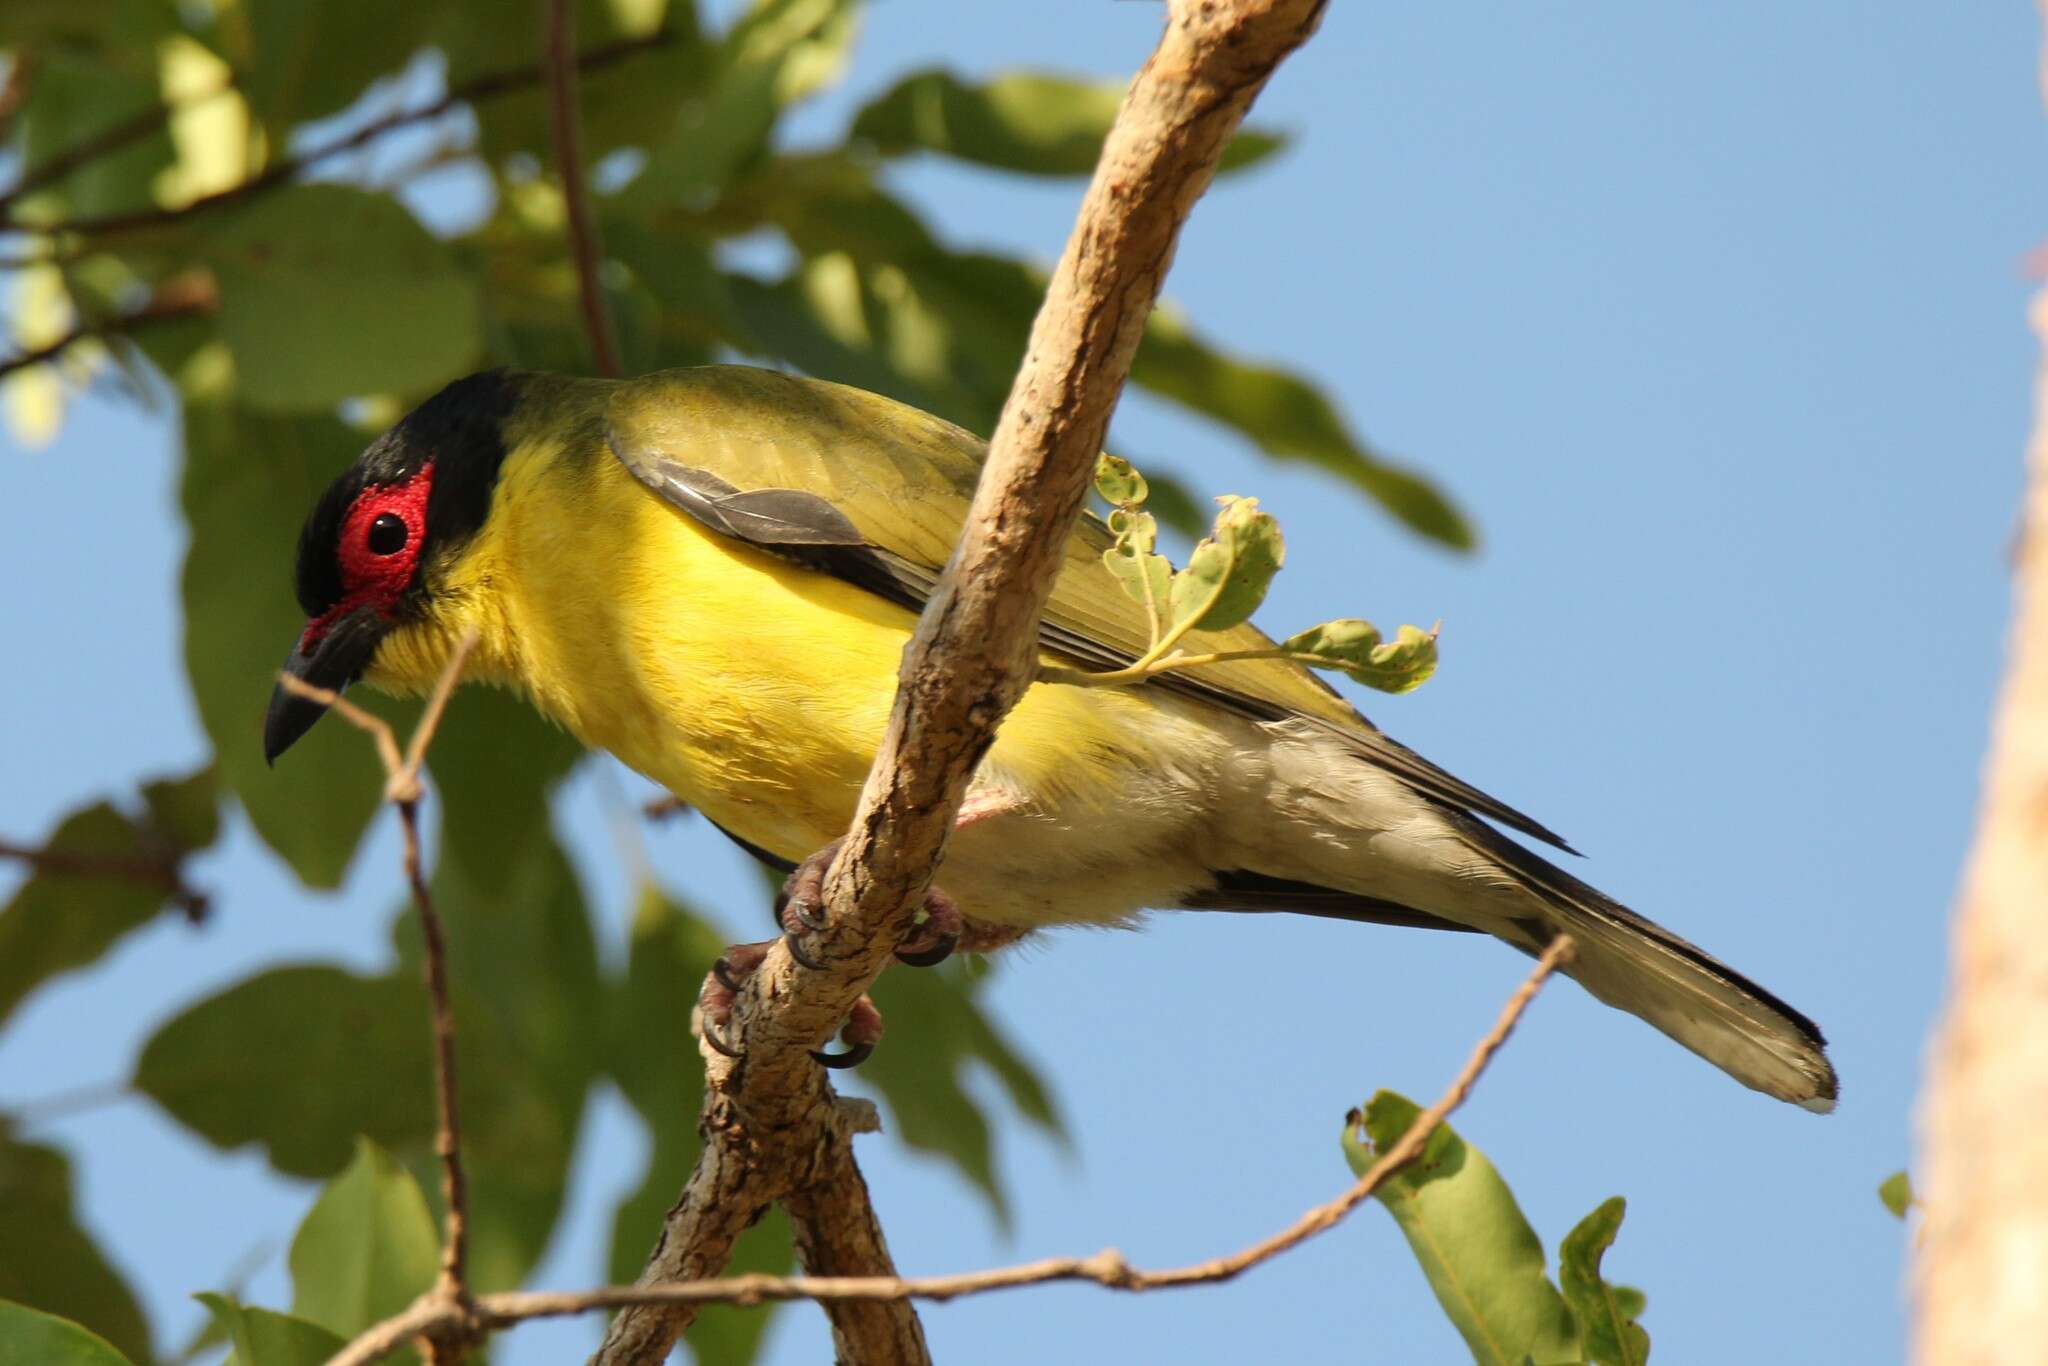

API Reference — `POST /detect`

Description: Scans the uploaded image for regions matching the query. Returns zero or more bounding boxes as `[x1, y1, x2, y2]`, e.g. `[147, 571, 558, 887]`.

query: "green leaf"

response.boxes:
[1167, 496, 1284, 633]
[605, 887, 788, 1364]
[134, 966, 437, 1178]
[12, 49, 176, 223]
[239, 0, 437, 132]
[0, 1300, 134, 1366]
[288, 1139, 438, 1343]
[1094, 453, 1149, 507]
[1559, 1197, 1650, 1366]
[859, 958, 1064, 1225]
[180, 400, 415, 888]
[1133, 308, 1473, 550]
[1344, 1092, 1577, 1366]
[197, 186, 483, 411]
[197, 1295, 345, 1366]
[0, 772, 217, 1031]
[1879, 1170, 1914, 1220]
[850, 68, 1286, 178]
[626, 0, 857, 204]
[1283, 619, 1439, 693]
[1133, 468, 1206, 540]
[0, 1136, 151, 1364]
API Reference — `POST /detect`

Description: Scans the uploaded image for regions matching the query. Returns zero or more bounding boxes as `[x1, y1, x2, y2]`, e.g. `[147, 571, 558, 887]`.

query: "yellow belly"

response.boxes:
[387, 440, 1202, 872]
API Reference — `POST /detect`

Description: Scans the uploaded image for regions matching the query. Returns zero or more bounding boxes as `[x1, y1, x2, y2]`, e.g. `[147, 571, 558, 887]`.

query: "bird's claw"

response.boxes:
[894, 886, 965, 968]
[774, 840, 840, 935]
[810, 995, 884, 1069]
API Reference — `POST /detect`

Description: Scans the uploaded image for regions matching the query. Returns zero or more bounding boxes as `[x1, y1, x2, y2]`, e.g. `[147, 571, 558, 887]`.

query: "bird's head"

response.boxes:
[264, 369, 526, 763]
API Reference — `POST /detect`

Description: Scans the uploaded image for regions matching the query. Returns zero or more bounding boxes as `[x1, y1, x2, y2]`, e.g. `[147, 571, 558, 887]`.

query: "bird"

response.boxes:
[264, 364, 1837, 1111]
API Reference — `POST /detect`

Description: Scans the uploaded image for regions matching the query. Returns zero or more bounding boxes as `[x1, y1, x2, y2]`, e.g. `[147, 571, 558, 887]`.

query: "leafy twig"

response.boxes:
[0, 837, 208, 923]
[326, 936, 1570, 1366]
[543, 0, 623, 379]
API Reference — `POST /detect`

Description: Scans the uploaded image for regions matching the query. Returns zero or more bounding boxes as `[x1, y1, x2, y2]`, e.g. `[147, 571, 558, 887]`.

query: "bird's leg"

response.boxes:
[696, 938, 885, 1067]
[774, 833, 991, 970]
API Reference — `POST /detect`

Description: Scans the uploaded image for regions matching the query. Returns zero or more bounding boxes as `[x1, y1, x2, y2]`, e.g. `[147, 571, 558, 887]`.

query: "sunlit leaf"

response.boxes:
[0, 1135, 151, 1364]
[851, 68, 1285, 178]
[1282, 619, 1439, 694]
[197, 186, 483, 411]
[1344, 1092, 1577, 1366]
[1879, 1170, 1914, 1220]
[1094, 453, 1148, 507]
[0, 1299, 134, 1366]
[1559, 1197, 1649, 1366]
[1167, 495, 1283, 633]
[288, 1139, 438, 1345]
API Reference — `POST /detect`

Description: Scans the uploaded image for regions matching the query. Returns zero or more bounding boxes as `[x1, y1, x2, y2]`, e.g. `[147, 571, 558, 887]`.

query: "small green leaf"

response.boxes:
[1283, 619, 1439, 694]
[1168, 496, 1284, 633]
[196, 1295, 345, 1366]
[1094, 453, 1149, 507]
[198, 185, 483, 411]
[850, 68, 1285, 178]
[1879, 1170, 1915, 1220]
[1559, 1197, 1650, 1366]
[0, 1137, 151, 1364]
[139, 767, 219, 852]
[288, 1139, 438, 1343]
[1343, 1092, 1577, 1366]
[0, 1300, 134, 1366]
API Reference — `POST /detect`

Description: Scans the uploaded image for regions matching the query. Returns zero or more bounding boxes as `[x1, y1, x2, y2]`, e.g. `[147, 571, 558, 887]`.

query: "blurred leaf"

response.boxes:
[196, 1295, 345, 1366]
[287, 1139, 438, 1346]
[134, 966, 436, 1178]
[0, 769, 216, 1031]
[859, 959, 1064, 1225]
[1133, 467, 1205, 540]
[1282, 619, 1439, 693]
[239, 0, 436, 133]
[180, 400, 415, 887]
[197, 185, 483, 411]
[0, 1299, 134, 1366]
[605, 887, 788, 1363]
[1879, 1170, 1914, 1220]
[603, 216, 744, 349]
[12, 48, 176, 222]
[1558, 1197, 1649, 1366]
[1134, 308, 1473, 549]
[1344, 1092, 1577, 1366]
[851, 68, 1285, 178]
[0, 1134, 151, 1363]
[625, 0, 856, 205]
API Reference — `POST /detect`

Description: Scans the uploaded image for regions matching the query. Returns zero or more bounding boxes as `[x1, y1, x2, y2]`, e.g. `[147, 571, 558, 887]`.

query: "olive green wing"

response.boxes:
[605, 365, 1571, 851]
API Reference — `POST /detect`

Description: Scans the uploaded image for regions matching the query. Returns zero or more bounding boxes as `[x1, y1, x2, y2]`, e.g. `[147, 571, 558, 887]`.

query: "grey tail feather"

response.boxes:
[1450, 813, 1838, 1111]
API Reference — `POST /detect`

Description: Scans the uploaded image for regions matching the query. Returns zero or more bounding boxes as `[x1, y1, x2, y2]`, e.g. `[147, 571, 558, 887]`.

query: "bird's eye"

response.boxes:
[366, 513, 409, 556]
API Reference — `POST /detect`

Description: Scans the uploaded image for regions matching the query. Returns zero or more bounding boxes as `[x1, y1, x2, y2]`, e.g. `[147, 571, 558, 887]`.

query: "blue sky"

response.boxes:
[3, 3, 2039, 1361]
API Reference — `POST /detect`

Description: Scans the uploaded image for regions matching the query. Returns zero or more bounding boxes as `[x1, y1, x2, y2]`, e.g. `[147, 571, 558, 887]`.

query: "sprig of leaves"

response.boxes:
[1041, 455, 1440, 693]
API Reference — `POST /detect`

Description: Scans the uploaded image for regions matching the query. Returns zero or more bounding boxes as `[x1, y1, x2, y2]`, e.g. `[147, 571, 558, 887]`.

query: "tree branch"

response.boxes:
[325, 936, 1568, 1366]
[13, 31, 670, 240]
[0, 271, 217, 381]
[1916, 14, 2048, 1350]
[542, 0, 623, 379]
[593, 3, 1329, 1363]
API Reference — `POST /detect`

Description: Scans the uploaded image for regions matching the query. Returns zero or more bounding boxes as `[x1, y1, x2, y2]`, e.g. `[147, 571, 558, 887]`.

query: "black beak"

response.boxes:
[263, 608, 390, 764]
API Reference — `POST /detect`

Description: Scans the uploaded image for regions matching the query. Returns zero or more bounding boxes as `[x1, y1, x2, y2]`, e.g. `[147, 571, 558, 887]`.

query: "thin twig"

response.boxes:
[542, 0, 622, 378]
[326, 938, 1569, 1366]
[21, 31, 670, 241]
[0, 86, 218, 218]
[280, 629, 483, 1342]
[0, 837, 208, 922]
[0, 271, 219, 381]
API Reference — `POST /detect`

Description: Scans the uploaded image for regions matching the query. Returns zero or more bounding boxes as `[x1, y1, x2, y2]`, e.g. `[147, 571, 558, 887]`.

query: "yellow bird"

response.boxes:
[265, 366, 1837, 1110]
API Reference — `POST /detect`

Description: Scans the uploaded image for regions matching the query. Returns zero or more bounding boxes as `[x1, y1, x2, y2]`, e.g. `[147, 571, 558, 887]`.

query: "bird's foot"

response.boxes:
[773, 838, 975, 969]
[697, 938, 885, 1068]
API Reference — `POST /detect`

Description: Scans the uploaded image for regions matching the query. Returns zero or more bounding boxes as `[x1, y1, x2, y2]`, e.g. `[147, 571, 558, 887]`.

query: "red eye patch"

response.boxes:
[299, 462, 435, 653]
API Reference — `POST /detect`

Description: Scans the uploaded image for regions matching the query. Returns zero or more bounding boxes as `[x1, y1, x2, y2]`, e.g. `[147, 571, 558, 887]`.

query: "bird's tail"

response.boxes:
[1453, 815, 1838, 1111]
